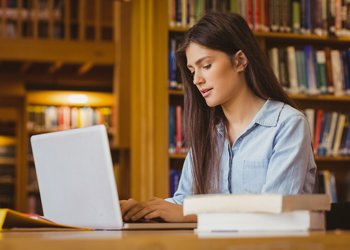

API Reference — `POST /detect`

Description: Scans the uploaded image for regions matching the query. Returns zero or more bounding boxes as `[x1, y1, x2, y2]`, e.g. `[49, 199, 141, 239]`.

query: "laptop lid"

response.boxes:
[31, 125, 123, 229]
[31, 125, 197, 230]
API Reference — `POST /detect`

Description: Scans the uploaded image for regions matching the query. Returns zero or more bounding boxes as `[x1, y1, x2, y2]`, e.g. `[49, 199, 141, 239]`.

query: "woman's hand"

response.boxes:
[120, 197, 197, 223]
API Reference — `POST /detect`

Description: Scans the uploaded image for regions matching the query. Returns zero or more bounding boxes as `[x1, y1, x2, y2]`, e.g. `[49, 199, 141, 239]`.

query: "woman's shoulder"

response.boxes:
[257, 99, 306, 127]
[272, 100, 307, 125]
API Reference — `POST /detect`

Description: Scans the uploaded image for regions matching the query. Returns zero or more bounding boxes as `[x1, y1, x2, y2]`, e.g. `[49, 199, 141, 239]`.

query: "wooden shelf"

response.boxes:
[254, 32, 329, 40]
[169, 153, 187, 160]
[168, 28, 350, 44]
[315, 156, 350, 162]
[168, 26, 189, 32]
[0, 179, 15, 185]
[0, 157, 16, 165]
[290, 94, 350, 102]
[168, 90, 350, 102]
[27, 90, 114, 107]
[0, 39, 115, 64]
[27, 186, 40, 195]
[255, 32, 350, 44]
[169, 89, 184, 96]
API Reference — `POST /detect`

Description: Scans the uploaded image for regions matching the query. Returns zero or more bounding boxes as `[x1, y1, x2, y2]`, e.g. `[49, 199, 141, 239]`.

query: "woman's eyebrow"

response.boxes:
[187, 56, 213, 69]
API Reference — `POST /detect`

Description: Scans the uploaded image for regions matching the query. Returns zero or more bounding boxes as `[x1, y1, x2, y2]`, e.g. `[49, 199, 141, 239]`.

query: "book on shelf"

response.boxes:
[168, 34, 184, 90]
[196, 210, 325, 232]
[0, 208, 88, 231]
[309, 109, 350, 157]
[0, 143, 16, 209]
[268, 46, 350, 96]
[167, 0, 350, 36]
[318, 170, 337, 203]
[169, 104, 185, 154]
[169, 105, 176, 153]
[169, 169, 181, 197]
[183, 194, 331, 215]
[27, 105, 113, 132]
[0, 0, 64, 39]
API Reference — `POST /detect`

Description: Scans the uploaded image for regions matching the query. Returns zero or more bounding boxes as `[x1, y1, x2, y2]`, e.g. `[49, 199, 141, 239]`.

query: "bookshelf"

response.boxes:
[0, 0, 132, 212]
[0, 101, 25, 211]
[164, 1, 350, 201]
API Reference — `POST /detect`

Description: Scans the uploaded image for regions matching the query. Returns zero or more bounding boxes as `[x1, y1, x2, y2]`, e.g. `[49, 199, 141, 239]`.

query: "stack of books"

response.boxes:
[183, 194, 331, 232]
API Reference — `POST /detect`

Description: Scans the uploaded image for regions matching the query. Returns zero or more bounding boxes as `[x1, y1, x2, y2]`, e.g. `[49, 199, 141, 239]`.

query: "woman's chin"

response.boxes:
[205, 100, 219, 107]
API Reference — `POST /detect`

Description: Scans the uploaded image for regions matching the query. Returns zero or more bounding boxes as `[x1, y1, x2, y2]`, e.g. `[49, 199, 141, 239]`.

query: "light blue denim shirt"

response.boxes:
[166, 99, 316, 204]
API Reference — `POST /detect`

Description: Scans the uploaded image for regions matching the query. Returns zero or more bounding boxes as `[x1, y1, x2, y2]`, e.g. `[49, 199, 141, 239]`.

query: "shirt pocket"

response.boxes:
[243, 160, 268, 193]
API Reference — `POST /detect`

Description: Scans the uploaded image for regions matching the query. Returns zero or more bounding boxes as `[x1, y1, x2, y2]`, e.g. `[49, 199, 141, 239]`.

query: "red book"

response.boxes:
[58, 106, 64, 130]
[253, 0, 261, 32]
[246, 0, 254, 30]
[313, 110, 324, 155]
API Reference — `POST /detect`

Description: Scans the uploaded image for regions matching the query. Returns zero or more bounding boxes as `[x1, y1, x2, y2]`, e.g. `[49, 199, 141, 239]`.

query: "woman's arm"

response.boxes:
[165, 151, 194, 204]
[119, 151, 197, 223]
[262, 114, 316, 194]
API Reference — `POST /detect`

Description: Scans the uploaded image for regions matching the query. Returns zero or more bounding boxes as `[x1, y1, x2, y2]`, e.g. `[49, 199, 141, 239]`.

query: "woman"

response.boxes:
[121, 12, 316, 223]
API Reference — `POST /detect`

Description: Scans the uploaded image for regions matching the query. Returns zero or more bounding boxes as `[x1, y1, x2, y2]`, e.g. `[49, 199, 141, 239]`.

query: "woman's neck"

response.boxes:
[222, 89, 265, 145]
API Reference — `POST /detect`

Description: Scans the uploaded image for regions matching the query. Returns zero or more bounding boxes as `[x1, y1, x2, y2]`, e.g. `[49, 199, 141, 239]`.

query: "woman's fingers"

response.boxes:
[120, 197, 187, 222]
[129, 203, 158, 221]
[120, 198, 138, 216]
[144, 210, 161, 220]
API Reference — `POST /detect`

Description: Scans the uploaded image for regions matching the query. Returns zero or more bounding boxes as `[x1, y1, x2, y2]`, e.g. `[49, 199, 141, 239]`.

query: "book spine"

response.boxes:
[169, 38, 177, 89]
[331, 49, 345, 96]
[333, 114, 346, 156]
[325, 47, 335, 94]
[313, 109, 324, 155]
[304, 108, 315, 140]
[269, 47, 280, 82]
[287, 46, 299, 93]
[169, 169, 181, 196]
[292, 0, 301, 33]
[304, 46, 319, 95]
[315, 50, 328, 94]
[169, 105, 176, 153]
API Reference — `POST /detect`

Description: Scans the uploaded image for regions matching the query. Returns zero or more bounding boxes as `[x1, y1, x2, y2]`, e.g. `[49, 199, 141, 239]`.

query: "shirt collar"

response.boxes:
[216, 99, 285, 136]
[252, 99, 285, 127]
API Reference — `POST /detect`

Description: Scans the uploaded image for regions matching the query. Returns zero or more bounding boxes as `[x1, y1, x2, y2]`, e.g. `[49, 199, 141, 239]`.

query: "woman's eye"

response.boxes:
[203, 64, 211, 70]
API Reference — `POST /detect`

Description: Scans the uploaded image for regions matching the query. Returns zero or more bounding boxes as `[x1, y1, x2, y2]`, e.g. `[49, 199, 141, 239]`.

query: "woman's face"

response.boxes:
[185, 42, 243, 107]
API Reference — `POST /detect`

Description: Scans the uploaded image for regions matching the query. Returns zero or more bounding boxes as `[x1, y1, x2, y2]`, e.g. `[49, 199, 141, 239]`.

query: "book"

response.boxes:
[196, 210, 325, 232]
[183, 194, 331, 215]
[169, 168, 181, 197]
[333, 114, 347, 156]
[0, 208, 88, 231]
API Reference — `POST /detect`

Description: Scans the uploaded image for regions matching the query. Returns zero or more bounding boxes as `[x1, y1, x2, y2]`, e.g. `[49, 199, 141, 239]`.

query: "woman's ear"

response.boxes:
[234, 50, 248, 72]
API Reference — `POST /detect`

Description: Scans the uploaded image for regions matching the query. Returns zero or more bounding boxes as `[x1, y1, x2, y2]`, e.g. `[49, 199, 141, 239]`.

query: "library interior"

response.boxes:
[1, 0, 350, 249]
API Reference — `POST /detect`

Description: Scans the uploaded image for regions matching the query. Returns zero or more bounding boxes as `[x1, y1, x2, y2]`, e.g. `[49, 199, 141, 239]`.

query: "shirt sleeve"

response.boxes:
[165, 151, 194, 204]
[261, 114, 316, 194]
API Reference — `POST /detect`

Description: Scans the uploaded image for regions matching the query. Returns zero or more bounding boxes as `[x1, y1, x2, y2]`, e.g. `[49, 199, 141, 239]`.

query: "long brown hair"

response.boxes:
[176, 12, 296, 194]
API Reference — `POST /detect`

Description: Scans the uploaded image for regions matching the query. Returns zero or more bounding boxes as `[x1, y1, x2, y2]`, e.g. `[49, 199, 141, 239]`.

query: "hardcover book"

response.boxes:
[183, 194, 331, 215]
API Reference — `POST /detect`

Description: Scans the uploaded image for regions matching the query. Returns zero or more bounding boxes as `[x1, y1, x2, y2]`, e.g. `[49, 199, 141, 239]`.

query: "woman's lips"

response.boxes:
[200, 88, 213, 98]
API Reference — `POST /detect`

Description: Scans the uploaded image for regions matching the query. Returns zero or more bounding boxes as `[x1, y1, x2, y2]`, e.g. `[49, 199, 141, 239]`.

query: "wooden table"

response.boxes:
[1, 230, 350, 249]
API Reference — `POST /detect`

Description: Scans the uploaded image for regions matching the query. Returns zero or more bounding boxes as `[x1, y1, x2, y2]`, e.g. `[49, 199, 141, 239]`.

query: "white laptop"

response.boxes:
[31, 125, 196, 230]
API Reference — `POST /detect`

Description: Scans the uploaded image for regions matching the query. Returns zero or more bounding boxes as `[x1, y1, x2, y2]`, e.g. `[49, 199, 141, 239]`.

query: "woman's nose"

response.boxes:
[193, 72, 205, 85]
